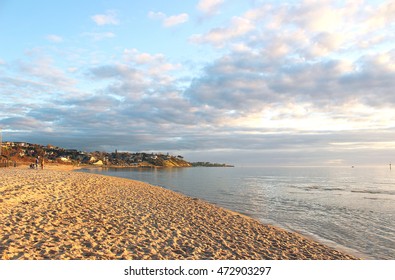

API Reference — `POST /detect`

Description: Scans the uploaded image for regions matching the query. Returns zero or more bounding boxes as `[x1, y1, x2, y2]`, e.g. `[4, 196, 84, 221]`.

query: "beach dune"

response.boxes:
[0, 168, 357, 260]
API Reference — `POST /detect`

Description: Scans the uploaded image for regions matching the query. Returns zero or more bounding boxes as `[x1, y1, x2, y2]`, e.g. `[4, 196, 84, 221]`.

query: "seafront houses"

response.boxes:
[0, 141, 87, 163]
[2, 141, 15, 148]
[1, 141, 193, 167]
[2, 141, 30, 149]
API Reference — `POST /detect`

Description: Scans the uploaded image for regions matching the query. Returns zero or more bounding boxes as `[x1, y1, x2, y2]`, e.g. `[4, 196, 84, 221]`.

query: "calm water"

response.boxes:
[80, 166, 395, 259]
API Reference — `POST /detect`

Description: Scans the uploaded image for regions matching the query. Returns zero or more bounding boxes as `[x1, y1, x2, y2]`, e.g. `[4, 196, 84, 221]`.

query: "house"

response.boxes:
[15, 142, 28, 147]
[59, 157, 70, 162]
[4, 142, 14, 147]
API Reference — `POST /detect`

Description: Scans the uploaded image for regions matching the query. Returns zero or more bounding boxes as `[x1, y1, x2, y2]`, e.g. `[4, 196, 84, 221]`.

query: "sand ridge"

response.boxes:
[0, 168, 357, 260]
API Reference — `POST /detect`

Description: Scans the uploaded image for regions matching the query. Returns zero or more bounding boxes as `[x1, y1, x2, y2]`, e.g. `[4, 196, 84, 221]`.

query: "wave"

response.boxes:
[351, 190, 395, 196]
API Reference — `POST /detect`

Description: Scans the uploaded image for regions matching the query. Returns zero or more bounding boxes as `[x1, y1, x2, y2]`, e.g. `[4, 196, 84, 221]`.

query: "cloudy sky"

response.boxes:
[1, 0, 394, 166]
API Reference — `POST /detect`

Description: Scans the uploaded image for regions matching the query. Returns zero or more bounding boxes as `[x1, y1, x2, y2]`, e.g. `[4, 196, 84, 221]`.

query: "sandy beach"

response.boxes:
[0, 167, 357, 260]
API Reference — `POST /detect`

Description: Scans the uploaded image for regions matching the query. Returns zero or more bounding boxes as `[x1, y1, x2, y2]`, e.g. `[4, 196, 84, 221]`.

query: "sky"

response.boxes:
[1, 0, 395, 166]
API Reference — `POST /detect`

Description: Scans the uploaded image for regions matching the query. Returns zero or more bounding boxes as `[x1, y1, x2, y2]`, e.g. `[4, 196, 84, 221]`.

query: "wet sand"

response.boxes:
[0, 168, 358, 260]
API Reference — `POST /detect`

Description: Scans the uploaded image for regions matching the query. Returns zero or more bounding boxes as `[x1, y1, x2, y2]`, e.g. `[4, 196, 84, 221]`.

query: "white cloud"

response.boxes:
[190, 16, 254, 47]
[148, 11, 189, 27]
[18, 55, 76, 87]
[192, 0, 395, 61]
[91, 10, 119, 26]
[148, 11, 166, 20]
[230, 43, 252, 53]
[197, 0, 224, 15]
[163, 13, 189, 27]
[363, 0, 395, 32]
[88, 50, 183, 110]
[123, 48, 165, 64]
[46, 34, 63, 43]
[289, 1, 346, 33]
[82, 32, 116, 41]
[122, 48, 182, 79]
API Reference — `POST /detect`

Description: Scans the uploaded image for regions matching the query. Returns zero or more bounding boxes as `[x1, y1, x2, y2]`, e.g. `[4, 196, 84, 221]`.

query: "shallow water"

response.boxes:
[80, 166, 395, 259]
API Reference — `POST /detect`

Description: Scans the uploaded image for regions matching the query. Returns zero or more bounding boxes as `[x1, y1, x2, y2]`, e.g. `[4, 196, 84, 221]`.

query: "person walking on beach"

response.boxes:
[35, 157, 39, 169]
[40, 157, 45, 170]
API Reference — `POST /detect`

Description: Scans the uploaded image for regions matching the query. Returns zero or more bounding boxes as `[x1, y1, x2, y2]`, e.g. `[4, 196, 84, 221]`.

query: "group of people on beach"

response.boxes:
[30, 156, 44, 169]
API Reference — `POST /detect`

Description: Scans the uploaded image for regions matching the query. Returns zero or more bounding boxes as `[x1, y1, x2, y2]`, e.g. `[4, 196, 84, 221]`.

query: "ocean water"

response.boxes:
[79, 166, 395, 259]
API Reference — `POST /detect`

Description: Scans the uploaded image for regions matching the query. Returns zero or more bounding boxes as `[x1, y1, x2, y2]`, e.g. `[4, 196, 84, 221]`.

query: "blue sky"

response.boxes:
[1, 0, 395, 166]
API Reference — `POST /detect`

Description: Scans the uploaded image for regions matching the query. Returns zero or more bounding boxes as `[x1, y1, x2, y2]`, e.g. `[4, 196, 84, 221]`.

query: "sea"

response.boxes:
[79, 166, 395, 259]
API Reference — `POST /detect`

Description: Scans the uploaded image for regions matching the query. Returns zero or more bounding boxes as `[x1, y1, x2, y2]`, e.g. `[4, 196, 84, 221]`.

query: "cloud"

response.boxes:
[163, 13, 189, 27]
[122, 49, 182, 78]
[0, 116, 43, 131]
[91, 10, 119, 26]
[87, 50, 185, 116]
[288, 1, 346, 33]
[190, 16, 254, 47]
[184, 40, 395, 135]
[82, 32, 115, 41]
[2, 1, 395, 166]
[123, 48, 165, 64]
[148, 11, 189, 27]
[185, 1, 395, 138]
[362, 0, 395, 32]
[148, 11, 166, 20]
[46, 34, 63, 43]
[192, 0, 395, 57]
[197, 0, 224, 15]
[17, 56, 76, 88]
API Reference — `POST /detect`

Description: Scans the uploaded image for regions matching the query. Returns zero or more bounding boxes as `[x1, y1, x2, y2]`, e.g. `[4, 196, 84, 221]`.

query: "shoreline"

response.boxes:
[77, 166, 368, 259]
[1, 167, 358, 260]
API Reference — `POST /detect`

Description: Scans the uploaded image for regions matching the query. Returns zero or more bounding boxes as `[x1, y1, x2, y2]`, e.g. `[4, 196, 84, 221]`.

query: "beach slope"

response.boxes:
[0, 169, 357, 260]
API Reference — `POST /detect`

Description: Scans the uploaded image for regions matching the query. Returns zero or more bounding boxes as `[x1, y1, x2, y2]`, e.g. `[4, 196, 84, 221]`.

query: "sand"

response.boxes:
[0, 167, 358, 260]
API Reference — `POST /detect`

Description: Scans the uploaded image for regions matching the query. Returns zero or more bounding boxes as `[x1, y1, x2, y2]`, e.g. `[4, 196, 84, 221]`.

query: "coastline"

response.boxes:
[0, 167, 358, 260]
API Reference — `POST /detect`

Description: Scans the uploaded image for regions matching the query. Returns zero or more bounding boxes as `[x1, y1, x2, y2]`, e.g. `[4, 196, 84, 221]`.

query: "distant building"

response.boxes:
[59, 157, 70, 162]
